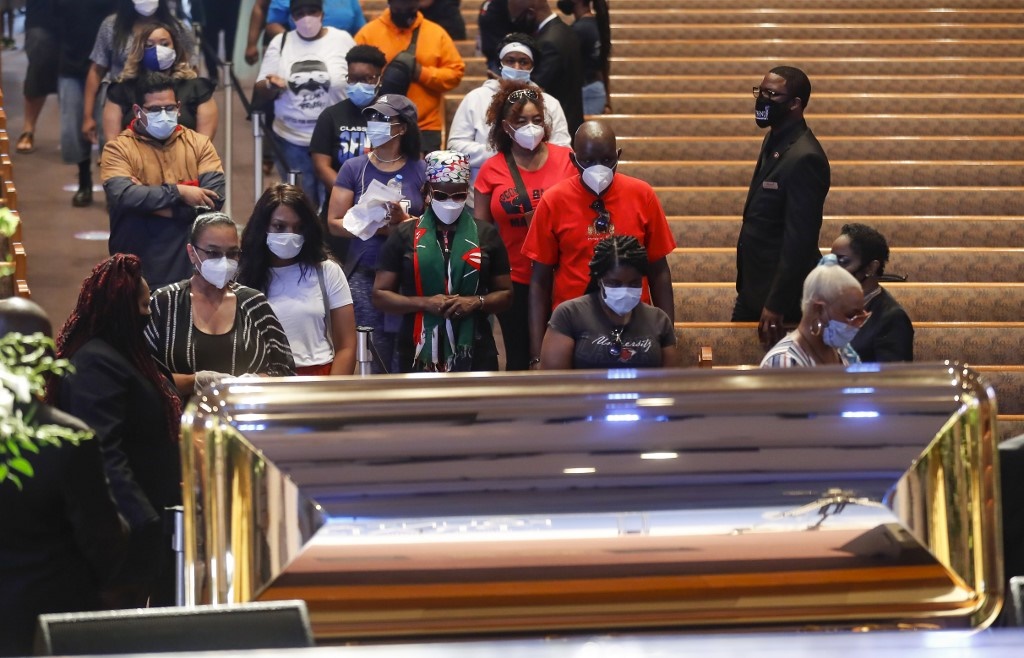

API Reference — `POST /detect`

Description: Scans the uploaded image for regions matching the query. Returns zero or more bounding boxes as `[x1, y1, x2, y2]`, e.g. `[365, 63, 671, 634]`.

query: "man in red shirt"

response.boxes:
[522, 120, 676, 368]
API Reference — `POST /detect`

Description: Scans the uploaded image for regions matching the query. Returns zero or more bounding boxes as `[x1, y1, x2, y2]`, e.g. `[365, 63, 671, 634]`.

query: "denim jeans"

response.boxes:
[347, 268, 397, 374]
[58, 76, 103, 165]
[582, 80, 607, 116]
[271, 132, 322, 208]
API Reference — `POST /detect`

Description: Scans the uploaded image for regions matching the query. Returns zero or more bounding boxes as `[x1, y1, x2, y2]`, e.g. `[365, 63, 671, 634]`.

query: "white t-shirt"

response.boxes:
[267, 259, 353, 367]
[258, 27, 355, 146]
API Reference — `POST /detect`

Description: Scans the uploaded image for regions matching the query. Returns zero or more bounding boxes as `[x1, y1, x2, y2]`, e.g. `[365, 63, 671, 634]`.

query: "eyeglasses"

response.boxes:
[431, 190, 469, 202]
[608, 326, 625, 358]
[365, 112, 397, 123]
[752, 86, 789, 100]
[142, 104, 178, 113]
[506, 88, 540, 104]
[347, 73, 380, 84]
[591, 198, 611, 234]
[194, 245, 242, 260]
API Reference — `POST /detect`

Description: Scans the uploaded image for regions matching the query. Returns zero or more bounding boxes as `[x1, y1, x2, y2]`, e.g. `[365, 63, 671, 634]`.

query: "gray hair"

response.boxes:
[190, 211, 237, 245]
[801, 254, 862, 315]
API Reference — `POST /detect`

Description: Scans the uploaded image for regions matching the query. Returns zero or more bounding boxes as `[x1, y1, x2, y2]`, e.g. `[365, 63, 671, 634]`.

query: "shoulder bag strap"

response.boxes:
[315, 263, 334, 352]
[503, 151, 533, 214]
[405, 26, 420, 56]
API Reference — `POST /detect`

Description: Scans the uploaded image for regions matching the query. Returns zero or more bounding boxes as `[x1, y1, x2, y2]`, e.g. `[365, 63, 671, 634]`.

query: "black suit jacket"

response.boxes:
[850, 286, 914, 362]
[531, 15, 585, 135]
[58, 338, 181, 531]
[735, 120, 830, 321]
[0, 403, 126, 657]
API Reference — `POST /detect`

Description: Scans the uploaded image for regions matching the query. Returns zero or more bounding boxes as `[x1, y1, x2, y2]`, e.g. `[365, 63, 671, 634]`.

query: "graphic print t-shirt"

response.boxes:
[309, 99, 370, 172]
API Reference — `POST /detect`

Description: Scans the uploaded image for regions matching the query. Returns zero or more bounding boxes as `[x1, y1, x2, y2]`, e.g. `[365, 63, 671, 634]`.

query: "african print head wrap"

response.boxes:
[425, 150, 471, 184]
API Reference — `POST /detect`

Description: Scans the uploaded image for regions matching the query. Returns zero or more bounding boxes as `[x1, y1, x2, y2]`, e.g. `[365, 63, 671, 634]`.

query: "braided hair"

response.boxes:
[50, 254, 182, 441]
[585, 235, 649, 294]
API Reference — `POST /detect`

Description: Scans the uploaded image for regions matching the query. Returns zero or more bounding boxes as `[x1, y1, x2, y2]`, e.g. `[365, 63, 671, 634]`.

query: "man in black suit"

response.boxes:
[734, 65, 831, 349]
[0, 298, 127, 657]
[507, 0, 585, 134]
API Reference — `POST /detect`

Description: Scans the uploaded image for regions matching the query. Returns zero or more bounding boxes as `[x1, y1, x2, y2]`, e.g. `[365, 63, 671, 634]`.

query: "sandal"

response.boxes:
[16, 132, 35, 154]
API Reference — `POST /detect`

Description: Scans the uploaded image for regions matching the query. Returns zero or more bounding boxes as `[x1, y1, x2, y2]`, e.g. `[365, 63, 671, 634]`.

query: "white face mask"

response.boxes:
[133, 0, 159, 17]
[581, 164, 615, 195]
[511, 123, 544, 151]
[199, 256, 238, 289]
[142, 108, 178, 140]
[266, 232, 304, 260]
[501, 66, 532, 83]
[601, 282, 642, 316]
[294, 14, 323, 39]
[365, 120, 396, 148]
[431, 199, 465, 225]
[823, 318, 860, 349]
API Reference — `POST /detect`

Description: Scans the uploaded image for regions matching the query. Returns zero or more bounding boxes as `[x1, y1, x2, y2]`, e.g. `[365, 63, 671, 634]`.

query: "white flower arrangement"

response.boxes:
[0, 332, 93, 488]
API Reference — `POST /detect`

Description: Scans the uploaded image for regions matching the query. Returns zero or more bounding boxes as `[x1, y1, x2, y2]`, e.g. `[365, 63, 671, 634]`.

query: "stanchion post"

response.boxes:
[170, 505, 185, 607]
[287, 170, 299, 186]
[356, 326, 374, 376]
[221, 60, 233, 218]
[252, 111, 264, 203]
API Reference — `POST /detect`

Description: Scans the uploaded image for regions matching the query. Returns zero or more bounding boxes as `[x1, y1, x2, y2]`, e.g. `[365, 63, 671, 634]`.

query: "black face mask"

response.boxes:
[390, 9, 417, 28]
[556, 0, 575, 15]
[754, 96, 791, 129]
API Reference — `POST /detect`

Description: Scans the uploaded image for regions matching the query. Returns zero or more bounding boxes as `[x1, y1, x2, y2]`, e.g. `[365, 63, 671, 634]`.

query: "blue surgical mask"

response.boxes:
[601, 282, 642, 316]
[365, 120, 396, 148]
[143, 108, 178, 140]
[142, 44, 176, 71]
[501, 66, 532, 83]
[823, 318, 860, 348]
[345, 81, 377, 108]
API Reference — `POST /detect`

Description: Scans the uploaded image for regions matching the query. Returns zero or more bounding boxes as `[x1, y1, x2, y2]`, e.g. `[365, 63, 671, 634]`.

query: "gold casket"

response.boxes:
[181, 363, 1002, 640]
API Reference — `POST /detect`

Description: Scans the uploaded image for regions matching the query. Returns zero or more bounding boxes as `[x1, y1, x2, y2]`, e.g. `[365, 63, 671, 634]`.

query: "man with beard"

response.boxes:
[506, 0, 584, 134]
[734, 65, 830, 349]
[355, 0, 465, 153]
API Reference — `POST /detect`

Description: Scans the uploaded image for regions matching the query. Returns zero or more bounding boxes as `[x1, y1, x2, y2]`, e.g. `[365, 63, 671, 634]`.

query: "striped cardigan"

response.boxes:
[145, 280, 295, 377]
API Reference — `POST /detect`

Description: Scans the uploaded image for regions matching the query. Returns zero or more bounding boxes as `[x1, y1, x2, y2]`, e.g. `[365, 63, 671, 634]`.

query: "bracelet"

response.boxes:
[477, 295, 485, 310]
[528, 357, 541, 366]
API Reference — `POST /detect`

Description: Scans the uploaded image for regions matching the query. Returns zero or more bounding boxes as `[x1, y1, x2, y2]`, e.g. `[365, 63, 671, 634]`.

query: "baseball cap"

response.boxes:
[290, 0, 323, 12]
[362, 94, 419, 125]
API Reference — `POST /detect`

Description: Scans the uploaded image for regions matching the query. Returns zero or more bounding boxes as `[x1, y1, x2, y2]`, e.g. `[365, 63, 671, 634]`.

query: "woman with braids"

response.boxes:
[238, 184, 357, 376]
[558, 0, 612, 114]
[51, 253, 182, 606]
[473, 80, 576, 370]
[830, 223, 914, 362]
[82, 0, 197, 145]
[374, 150, 513, 372]
[103, 22, 217, 139]
[540, 235, 677, 369]
[146, 213, 295, 397]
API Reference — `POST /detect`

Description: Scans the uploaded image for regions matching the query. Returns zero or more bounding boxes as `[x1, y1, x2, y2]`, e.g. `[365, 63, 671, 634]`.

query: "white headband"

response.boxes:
[499, 42, 533, 62]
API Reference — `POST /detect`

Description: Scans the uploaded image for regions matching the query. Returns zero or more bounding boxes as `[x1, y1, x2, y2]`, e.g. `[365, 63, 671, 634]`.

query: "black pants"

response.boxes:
[497, 281, 530, 370]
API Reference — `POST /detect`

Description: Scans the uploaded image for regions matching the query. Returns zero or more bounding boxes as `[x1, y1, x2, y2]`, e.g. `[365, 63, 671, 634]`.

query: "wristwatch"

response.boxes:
[477, 295, 486, 310]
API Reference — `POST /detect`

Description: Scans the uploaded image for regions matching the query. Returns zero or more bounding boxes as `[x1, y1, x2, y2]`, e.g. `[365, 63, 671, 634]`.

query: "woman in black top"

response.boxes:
[830, 222, 914, 362]
[104, 22, 217, 139]
[374, 150, 513, 372]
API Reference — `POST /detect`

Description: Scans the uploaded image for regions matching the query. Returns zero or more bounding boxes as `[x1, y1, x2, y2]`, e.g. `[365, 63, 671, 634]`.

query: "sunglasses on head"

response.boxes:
[591, 198, 611, 233]
[506, 88, 540, 104]
[431, 190, 469, 202]
[608, 326, 625, 358]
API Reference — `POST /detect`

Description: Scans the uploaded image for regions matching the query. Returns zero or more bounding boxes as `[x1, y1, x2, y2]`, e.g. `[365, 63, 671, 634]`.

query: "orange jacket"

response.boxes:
[355, 10, 465, 132]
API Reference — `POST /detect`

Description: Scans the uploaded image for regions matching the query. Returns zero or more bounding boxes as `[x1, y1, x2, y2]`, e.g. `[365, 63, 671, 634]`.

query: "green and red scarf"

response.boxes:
[411, 208, 482, 371]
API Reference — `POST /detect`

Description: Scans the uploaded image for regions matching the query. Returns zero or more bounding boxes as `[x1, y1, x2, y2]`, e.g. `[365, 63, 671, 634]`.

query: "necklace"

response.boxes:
[371, 150, 404, 164]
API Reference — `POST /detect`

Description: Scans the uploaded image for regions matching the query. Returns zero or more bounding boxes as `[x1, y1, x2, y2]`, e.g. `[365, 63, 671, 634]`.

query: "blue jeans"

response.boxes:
[348, 268, 397, 374]
[582, 80, 607, 116]
[58, 76, 103, 164]
[271, 132, 321, 208]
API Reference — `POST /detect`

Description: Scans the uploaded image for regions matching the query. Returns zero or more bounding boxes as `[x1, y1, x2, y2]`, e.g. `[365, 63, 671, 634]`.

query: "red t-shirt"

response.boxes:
[474, 144, 576, 285]
[522, 173, 676, 309]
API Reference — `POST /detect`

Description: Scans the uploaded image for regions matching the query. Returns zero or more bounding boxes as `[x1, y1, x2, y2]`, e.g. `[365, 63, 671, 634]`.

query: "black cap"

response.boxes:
[362, 94, 418, 125]
[290, 0, 323, 12]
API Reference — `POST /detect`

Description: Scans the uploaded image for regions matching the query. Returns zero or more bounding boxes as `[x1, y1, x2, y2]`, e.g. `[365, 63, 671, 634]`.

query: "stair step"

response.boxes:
[616, 136, 1024, 161]
[595, 114, 1024, 137]
[454, 74, 1024, 96]
[655, 186, 1023, 216]
[665, 215, 1024, 249]
[597, 40, 1024, 59]
[464, 57, 1024, 78]
[666, 247, 1024, 283]
[607, 24, 1024, 41]
[618, 161, 1024, 187]
[674, 321, 1024, 370]
[671, 282, 1024, 323]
